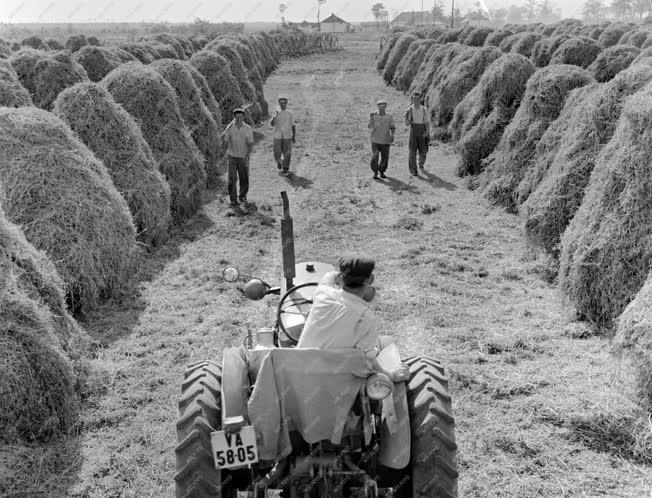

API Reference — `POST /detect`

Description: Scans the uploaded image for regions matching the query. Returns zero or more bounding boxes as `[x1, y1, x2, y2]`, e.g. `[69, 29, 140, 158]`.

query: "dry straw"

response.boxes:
[73, 45, 121, 82]
[393, 39, 436, 91]
[428, 46, 503, 139]
[549, 36, 603, 68]
[463, 27, 494, 47]
[119, 43, 156, 63]
[44, 38, 64, 50]
[10, 47, 48, 94]
[150, 59, 222, 189]
[531, 34, 571, 67]
[521, 64, 652, 256]
[590, 44, 640, 82]
[30, 50, 89, 110]
[614, 272, 652, 410]
[483, 30, 514, 47]
[510, 32, 544, 58]
[558, 81, 652, 325]
[53, 82, 172, 247]
[0, 60, 32, 107]
[407, 42, 442, 95]
[110, 47, 138, 63]
[482, 64, 594, 210]
[189, 50, 245, 125]
[619, 29, 649, 48]
[451, 53, 535, 176]
[598, 25, 628, 47]
[66, 34, 87, 52]
[102, 62, 206, 223]
[383, 33, 418, 84]
[438, 28, 464, 43]
[0, 107, 137, 314]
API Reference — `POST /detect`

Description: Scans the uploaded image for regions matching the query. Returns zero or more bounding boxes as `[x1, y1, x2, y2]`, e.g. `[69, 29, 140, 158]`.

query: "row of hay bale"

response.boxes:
[378, 21, 652, 409]
[0, 29, 340, 450]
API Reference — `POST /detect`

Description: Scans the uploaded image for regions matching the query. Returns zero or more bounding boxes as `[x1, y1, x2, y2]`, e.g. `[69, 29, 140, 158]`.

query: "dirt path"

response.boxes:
[55, 35, 649, 497]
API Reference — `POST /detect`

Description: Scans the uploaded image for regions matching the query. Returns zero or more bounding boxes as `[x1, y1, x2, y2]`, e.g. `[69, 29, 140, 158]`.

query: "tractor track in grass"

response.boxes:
[13, 33, 648, 497]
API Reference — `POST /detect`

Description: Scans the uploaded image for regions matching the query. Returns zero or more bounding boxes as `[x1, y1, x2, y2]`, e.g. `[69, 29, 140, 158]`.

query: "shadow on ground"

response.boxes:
[379, 175, 421, 194]
[418, 170, 457, 190]
[283, 172, 313, 189]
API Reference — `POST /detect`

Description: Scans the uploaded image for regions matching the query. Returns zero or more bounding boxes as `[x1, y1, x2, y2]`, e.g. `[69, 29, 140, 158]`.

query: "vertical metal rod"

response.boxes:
[450, 0, 455, 28]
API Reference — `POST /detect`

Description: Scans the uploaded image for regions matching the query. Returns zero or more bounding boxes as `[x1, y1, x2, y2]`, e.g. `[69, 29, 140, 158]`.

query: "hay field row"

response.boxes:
[0, 27, 341, 488]
[379, 19, 651, 416]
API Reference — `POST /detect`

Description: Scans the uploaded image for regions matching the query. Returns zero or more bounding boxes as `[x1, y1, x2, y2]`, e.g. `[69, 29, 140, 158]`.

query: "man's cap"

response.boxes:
[278, 95, 288, 101]
[338, 253, 375, 287]
[233, 108, 245, 115]
[377, 99, 387, 105]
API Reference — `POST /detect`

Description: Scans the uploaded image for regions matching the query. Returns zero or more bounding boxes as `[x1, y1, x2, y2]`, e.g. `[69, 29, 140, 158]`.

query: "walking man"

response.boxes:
[368, 99, 395, 179]
[271, 95, 296, 174]
[404, 91, 430, 177]
[223, 108, 254, 208]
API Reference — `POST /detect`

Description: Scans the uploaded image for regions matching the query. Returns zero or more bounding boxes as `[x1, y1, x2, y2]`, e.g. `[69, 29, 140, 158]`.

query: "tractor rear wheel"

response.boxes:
[174, 360, 248, 498]
[400, 355, 459, 498]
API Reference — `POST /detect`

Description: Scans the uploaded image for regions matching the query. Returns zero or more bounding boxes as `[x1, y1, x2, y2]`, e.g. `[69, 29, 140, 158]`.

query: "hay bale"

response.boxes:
[65, 34, 87, 52]
[382, 34, 418, 84]
[463, 27, 494, 47]
[87, 36, 100, 46]
[150, 59, 222, 189]
[438, 28, 464, 44]
[394, 40, 437, 92]
[0, 44, 11, 59]
[531, 34, 572, 67]
[73, 46, 121, 82]
[0, 107, 137, 314]
[521, 65, 652, 255]
[53, 82, 172, 246]
[407, 43, 442, 95]
[589, 44, 640, 82]
[451, 53, 535, 176]
[456, 25, 478, 43]
[619, 29, 648, 48]
[484, 30, 514, 47]
[189, 50, 245, 125]
[615, 272, 652, 410]
[21, 36, 45, 50]
[228, 38, 268, 117]
[0, 60, 32, 107]
[558, 81, 652, 325]
[110, 47, 138, 63]
[10, 48, 47, 94]
[428, 46, 503, 138]
[587, 25, 606, 40]
[498, 33, 521, 52]
[414, 43, 468, 98]
[541, 25, 558, 37]
[549, 36, 602, 68]
[598, 25, 627, 48]
[143, 33, 186, 59]
[482, 64, 594, 210]
[149, 43, 179, 60]
[31, 50, 89, 110]
[510, 32, 544, 58]
[102, 62, 206, 222]
[44, 39, 64, 50]
[642, 36, 652, 50]
[119, 43, 155, 63]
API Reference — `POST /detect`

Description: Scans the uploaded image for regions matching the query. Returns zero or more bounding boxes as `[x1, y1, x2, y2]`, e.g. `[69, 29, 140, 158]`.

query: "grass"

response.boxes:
[4, 32, 650, 497]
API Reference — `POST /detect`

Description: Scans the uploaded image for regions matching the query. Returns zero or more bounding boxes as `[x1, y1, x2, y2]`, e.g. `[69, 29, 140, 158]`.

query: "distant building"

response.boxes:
[390, 11, 433, 27]
[320, 13, 351, 33]
[358, 21, 387, 32]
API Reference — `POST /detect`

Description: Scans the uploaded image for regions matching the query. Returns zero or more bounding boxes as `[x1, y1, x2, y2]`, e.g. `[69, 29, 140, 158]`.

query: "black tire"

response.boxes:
[174, 360, 247, 498]
[403, 355, 459, 498]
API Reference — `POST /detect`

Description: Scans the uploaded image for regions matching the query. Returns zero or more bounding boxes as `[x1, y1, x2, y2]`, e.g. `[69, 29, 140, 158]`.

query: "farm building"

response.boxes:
[320, 14, 351, 33]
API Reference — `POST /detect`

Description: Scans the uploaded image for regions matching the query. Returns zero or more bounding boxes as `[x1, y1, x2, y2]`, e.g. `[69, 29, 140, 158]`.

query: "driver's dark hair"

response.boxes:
[340, 273, 368, 288]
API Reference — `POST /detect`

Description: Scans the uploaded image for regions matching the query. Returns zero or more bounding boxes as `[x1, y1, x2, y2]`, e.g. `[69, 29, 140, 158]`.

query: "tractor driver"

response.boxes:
[297, 253, 410, 382]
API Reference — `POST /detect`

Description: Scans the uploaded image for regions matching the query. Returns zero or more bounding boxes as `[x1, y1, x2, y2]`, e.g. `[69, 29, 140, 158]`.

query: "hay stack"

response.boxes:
[150, 59, 222, 188]
[463, 27, 494, 47]
[189, 50, 245, 125]
[615, 272, 652, 410]
[383, 34, 418, 84]
[428, 46, 503, 138]
[414, 43, 468, 97]
[531, 34, 571, 67]
[437, 28, 463, 43]
[549, 36, 602, 68]
[21, 36, 45, 50]
[150, 43, 179, 60]
[9, 48, 47, 94]
[65, 34, 87, 52]
[44, 39, 65, 50]
[0, 44, 11, 59]
[144, 34, 186, 60]
[229, 39, 268, 117]
[589, 44, 640, 82]
[521, 65, 652, 255]
[53, 83, 172, 246]
[587, 25, 606, 40]
[619, 29, 648, 48]
[0, 60, 32, 107]
[102, 62, 206, 222]
[558, 81, 652, 324]
[110, 47, 138, 63]
[510, 32, 544, 58]
[482, 64, 594, 210]
[0, 107, 137, 314]
[407, 43, 442, 95]
[393, 39, 434, 90]
[598, 25, 627, 47]
[483, 30, 514, 47]
[119, 43, 155, 63]
[73, 46, 121, 82]
[30, 50, 89, 110]
[456, 25, 478, 43]
[451, 53, 535, 176]
[541, 25, 558, 37]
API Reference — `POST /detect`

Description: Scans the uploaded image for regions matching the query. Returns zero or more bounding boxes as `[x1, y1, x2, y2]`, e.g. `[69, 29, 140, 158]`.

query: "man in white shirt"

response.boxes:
[223, 108, 254, 207]
[270, 96, 296, 174]
[404, 91, 430, 177]
[297, 253, 410, 382]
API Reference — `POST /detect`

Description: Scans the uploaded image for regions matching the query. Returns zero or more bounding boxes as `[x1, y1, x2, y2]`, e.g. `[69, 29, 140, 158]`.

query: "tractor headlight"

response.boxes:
[365, 373, 393, 400]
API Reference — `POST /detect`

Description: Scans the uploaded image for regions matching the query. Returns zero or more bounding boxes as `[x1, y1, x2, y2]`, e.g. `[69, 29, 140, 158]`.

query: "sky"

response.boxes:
[0, 0, 586, 24]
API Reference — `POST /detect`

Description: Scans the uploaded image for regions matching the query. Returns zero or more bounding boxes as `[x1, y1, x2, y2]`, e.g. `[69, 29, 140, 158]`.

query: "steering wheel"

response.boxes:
[276, 282, 319, 344]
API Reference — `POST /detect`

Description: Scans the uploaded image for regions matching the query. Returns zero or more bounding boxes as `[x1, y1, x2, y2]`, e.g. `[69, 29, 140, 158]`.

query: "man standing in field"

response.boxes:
[223, 108, 254, 208]
[271, 95, 296, 174]
[404, 91, 430, 177]
[368, 99, 395, 179]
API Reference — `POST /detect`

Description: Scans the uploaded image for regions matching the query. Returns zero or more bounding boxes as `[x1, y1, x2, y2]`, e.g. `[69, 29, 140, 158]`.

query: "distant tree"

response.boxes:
[279, 3, 288, 25]
[492, 7, 508, 24]
[611, 0, 633, 18]
[538, 0, 561, 21]
[432, 1, 445, 22]
[631, 0, 651, 17]
[193, 17, 212, 34]
[506, 4, 528, 22]
[524, 0, 538, 20]
[583, 0, 607, 21]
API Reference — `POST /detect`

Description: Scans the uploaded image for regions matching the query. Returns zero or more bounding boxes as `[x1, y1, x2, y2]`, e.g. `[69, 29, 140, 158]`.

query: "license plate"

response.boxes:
[210, 426, 259, 469]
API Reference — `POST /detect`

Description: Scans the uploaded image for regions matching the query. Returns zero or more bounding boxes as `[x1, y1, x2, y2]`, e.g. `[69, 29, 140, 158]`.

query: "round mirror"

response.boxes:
[222, 266, 240, 282]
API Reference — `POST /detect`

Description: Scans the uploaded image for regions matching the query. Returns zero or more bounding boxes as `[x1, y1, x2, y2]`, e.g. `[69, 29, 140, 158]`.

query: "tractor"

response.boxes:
[174, 192, 458, 497]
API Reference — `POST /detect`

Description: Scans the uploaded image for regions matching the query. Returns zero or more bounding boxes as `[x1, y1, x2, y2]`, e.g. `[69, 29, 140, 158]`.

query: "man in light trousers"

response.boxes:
[223, 108, 254, 208]
[271, 95, 296, 174]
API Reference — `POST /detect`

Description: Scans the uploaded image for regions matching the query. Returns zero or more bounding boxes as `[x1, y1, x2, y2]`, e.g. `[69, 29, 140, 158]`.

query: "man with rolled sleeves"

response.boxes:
[223, 108, 254, 207]
[271, 95, 296, 174]
[368, 99, 395, 179]
[404, 91, 430, 177]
